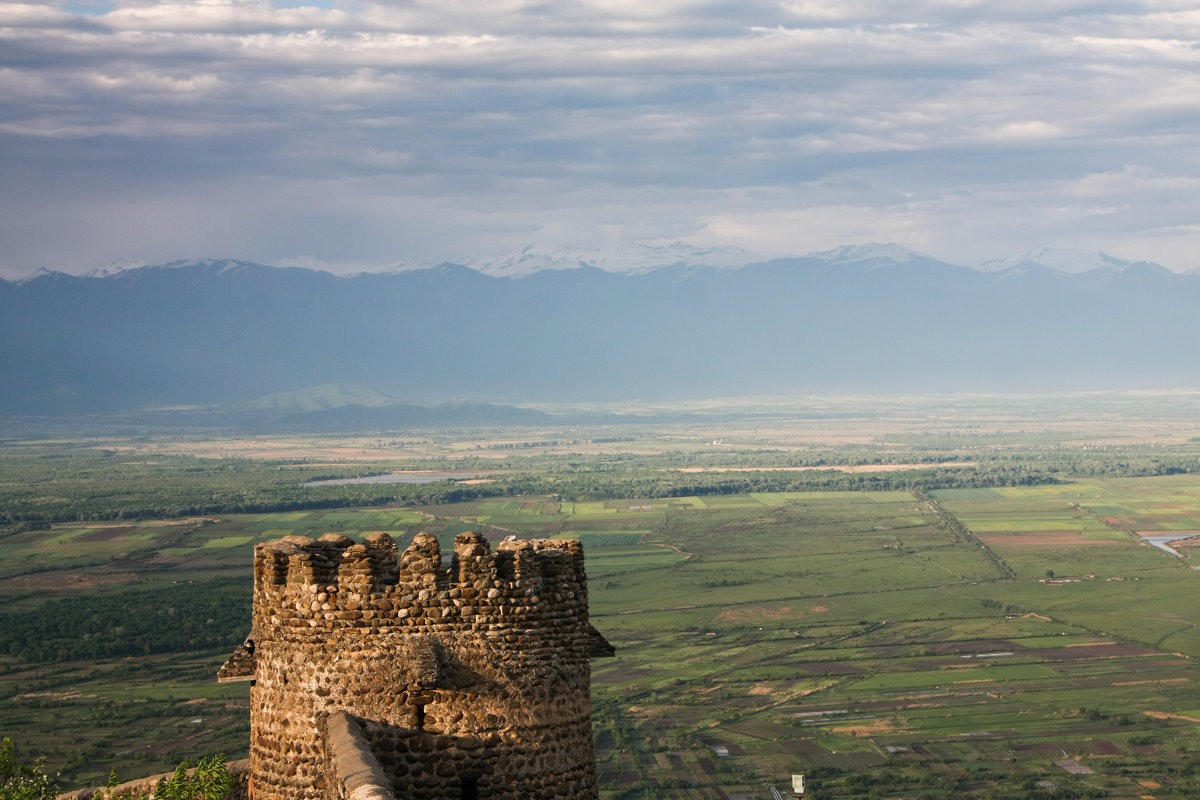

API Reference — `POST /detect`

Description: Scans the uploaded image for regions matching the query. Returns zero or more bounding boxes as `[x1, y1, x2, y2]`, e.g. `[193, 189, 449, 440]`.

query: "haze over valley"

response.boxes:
[5, 243, 1199, 417]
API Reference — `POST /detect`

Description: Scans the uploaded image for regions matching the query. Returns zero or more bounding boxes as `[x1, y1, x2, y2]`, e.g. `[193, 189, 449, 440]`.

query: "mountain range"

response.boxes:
[3, 244, 1199, 416]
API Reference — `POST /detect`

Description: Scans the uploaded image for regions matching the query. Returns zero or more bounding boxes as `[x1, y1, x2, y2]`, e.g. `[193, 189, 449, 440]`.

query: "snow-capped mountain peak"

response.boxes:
[84, 258, 147, 278]
[464, 241, 764, 277]
[977, 247, 1168, 275]
[15, 267, 72, 284]
[144, 258, 265, 275]
[376, 259, 436, 274]
[806, 242, 927, 265]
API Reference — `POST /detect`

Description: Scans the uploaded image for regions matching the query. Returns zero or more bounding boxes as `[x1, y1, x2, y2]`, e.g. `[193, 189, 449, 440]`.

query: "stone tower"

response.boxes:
[220, 531, 613, 800]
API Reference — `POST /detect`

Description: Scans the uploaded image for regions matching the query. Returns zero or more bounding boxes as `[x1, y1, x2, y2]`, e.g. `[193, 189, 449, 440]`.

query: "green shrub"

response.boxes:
[0, 739, 58, 800]
[155, 755, 233, 800]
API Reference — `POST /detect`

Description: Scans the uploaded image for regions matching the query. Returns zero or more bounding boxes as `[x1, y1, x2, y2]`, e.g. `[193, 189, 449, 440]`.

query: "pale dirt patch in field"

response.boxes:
[1144, 710, 1200, 723]
[1169, 537, 1200, 549]
[748, 684, 775, 696]
[22, 691, 96, 700]
[797, 681, 843, 698]
[0, 570, 144, 595]
[61, 572, 141, 589]
[714, 605, 797, 624]
[1141, 531, 1200, 545]
[110, 439, 417, 460]
[671, 462, 973, 474]
[975, 531, 1122, 548]
[1032, 643, 1156, 660]
[834, 718, 900, 736]
[102, 437, 669, 461]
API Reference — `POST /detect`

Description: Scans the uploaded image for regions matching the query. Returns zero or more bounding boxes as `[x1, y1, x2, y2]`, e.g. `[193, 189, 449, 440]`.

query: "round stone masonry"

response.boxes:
[239, 531, 604, 800]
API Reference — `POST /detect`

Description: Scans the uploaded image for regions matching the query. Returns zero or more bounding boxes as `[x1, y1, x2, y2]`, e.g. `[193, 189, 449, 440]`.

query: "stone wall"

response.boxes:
[325, 712, 394, 800]
[247, 531, 601, 800]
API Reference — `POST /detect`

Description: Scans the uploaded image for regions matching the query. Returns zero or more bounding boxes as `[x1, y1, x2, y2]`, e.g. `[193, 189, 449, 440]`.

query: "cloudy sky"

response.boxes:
[2, 0, 1199, 277]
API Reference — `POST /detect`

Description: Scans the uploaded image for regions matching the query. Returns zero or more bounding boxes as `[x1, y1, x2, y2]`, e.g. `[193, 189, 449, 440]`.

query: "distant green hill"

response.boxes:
[245, 383, 398, 414]
[239, 385, 551, 430]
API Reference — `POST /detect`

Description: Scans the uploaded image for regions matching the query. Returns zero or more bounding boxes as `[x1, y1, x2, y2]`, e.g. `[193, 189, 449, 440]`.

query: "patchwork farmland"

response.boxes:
[8, 430, 1200, 797]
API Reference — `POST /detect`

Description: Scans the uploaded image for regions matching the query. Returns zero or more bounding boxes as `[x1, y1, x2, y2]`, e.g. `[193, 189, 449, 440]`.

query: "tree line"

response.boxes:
[0, 579, 249, 663]
[3, 442, 1198, 526]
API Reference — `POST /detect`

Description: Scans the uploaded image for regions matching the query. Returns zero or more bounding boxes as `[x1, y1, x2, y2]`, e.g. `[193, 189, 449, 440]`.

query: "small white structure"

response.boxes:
[792, 773, 806, 797]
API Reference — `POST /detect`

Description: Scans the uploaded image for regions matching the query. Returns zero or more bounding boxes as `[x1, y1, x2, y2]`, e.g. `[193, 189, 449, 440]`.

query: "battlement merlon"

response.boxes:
[253, 531, 588, 594]
[249, 531, 599, 632]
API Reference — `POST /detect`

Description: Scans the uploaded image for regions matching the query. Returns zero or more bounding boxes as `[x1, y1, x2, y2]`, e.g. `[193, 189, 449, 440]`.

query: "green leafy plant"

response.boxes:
[154, 755, 233, 800]
[0, 739, 58, 800]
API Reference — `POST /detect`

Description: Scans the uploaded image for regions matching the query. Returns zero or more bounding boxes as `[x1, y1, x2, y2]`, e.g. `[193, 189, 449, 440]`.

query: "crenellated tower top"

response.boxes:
[247, 531, 595, 638]
[222, 529, 610, 800]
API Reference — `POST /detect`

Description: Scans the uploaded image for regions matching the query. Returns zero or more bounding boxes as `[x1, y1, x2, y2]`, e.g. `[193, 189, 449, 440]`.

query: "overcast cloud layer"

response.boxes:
[2, 0, 1200, 277]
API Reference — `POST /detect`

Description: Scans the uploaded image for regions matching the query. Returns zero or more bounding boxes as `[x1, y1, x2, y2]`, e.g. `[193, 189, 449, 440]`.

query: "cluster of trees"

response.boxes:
[0, 447, 1072, 525]
[0, 579, 249, 663]
[507, 464, 1061, 502]
[3, 439, 1198, 526]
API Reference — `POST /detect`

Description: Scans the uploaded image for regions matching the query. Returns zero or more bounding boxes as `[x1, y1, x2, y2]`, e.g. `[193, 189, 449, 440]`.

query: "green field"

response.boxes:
[4, 484, 1200, 797]
[581, 482, 1200, 798]
[7, 413, 1200, 798]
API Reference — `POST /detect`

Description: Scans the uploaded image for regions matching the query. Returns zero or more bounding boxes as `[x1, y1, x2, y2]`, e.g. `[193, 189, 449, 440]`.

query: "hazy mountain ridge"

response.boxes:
[239, 384, 551, 427]
[15, 244, 1186, 283]
[3, 246, 1199, 415]
[463, 241, 765, 277]
[245, 384, 399, 414]
[977, 247, 1174, 276]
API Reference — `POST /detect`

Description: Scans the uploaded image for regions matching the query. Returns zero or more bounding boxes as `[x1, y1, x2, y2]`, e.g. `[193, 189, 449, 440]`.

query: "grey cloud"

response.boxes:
[1, 0, 1199, 275]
